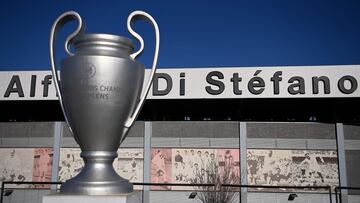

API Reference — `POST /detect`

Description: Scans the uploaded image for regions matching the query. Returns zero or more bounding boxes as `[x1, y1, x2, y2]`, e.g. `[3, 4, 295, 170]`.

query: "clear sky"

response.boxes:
[0, 0, 359, 70]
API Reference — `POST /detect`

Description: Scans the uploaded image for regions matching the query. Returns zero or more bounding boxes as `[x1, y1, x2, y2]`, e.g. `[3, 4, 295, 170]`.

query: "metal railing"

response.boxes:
[334, 186, 360, 203]
[0, 181, 216, 203]
[223, 184, 333, 203]
[1, 181, 336, 203]
[0, 181, 63, 203]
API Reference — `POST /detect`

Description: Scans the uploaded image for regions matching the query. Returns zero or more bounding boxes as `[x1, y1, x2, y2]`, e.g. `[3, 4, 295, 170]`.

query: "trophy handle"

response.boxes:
[122, 11, 159, 134]
[50, 11, 85, 135]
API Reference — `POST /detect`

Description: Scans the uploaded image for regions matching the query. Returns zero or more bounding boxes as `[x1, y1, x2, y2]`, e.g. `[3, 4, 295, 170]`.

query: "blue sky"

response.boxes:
[0, 0, 359, 70]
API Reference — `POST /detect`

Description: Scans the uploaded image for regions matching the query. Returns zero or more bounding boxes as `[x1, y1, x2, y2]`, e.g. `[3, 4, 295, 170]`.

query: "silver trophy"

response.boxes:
[50, 11, 159, 195]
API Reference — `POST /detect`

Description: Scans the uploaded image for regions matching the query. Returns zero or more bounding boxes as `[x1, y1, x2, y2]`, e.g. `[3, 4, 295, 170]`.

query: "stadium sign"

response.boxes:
[0, 65, 359, 100]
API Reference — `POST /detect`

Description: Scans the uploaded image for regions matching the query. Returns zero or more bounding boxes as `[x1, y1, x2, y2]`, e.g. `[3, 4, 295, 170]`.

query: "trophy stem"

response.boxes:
[60, 151, 133, 195]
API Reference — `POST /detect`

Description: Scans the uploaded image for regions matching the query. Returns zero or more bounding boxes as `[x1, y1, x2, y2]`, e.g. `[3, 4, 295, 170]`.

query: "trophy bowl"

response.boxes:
[50, 11, 159, 195]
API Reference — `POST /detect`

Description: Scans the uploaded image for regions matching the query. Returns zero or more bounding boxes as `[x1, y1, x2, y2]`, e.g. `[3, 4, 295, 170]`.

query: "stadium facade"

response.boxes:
[0, 65, 359, 203]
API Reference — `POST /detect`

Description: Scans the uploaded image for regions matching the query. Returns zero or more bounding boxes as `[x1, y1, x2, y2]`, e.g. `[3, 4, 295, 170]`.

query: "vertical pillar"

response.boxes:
[336, 123, 348, 203]
[239, 122, 247, 203]
[143, 122, 152, 203]
[51, 122, 63, 190]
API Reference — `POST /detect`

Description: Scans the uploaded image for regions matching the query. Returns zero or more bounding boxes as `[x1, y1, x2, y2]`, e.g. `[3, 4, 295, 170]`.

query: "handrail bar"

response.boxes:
[1, 181, 338, 203]
[334, 186, 360, 203]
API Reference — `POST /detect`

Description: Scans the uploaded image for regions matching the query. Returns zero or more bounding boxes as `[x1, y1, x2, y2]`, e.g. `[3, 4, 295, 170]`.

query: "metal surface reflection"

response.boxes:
[50, 10, 159, 195]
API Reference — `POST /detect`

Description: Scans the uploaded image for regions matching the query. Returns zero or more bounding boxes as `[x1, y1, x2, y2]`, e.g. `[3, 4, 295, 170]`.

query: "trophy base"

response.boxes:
[60, 178, 133, 195]
[43, 195, 127, 203]
[60, 151, 133, 195]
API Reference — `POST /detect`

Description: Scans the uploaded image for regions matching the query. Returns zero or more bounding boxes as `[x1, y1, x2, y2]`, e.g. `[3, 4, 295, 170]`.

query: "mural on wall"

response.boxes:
[169, 148, 240, 190]
[32, 148, 53, 188]
[0, 147, 338, 192]
[113, 148, 144, 190]
[0, 148, 34, 188]
[172, 149, 217, 183]
[291, 150, 338, 188]
[247, 149, 338, 192]
[58, 148, 144, 189]
[247, 150, 292, 186]
[151, 148, 172, 190]
[171, 148, 213, 190]
[217, 149, 240, 179]
[58, 148, 83, 182]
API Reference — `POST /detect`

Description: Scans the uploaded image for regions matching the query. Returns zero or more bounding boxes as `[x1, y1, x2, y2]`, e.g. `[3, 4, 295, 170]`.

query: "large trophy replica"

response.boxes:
[50, 10, 159, 195]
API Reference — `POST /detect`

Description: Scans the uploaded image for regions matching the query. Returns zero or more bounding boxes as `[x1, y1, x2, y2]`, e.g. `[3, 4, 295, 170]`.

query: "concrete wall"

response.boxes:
[152, 121, 239, 148]
[149, 191, 357, 203]
[247, 122, 336, 149]
[0, 122, 54, 147]
[61, 121, 145, 148]
[0, 121, 360, 203]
